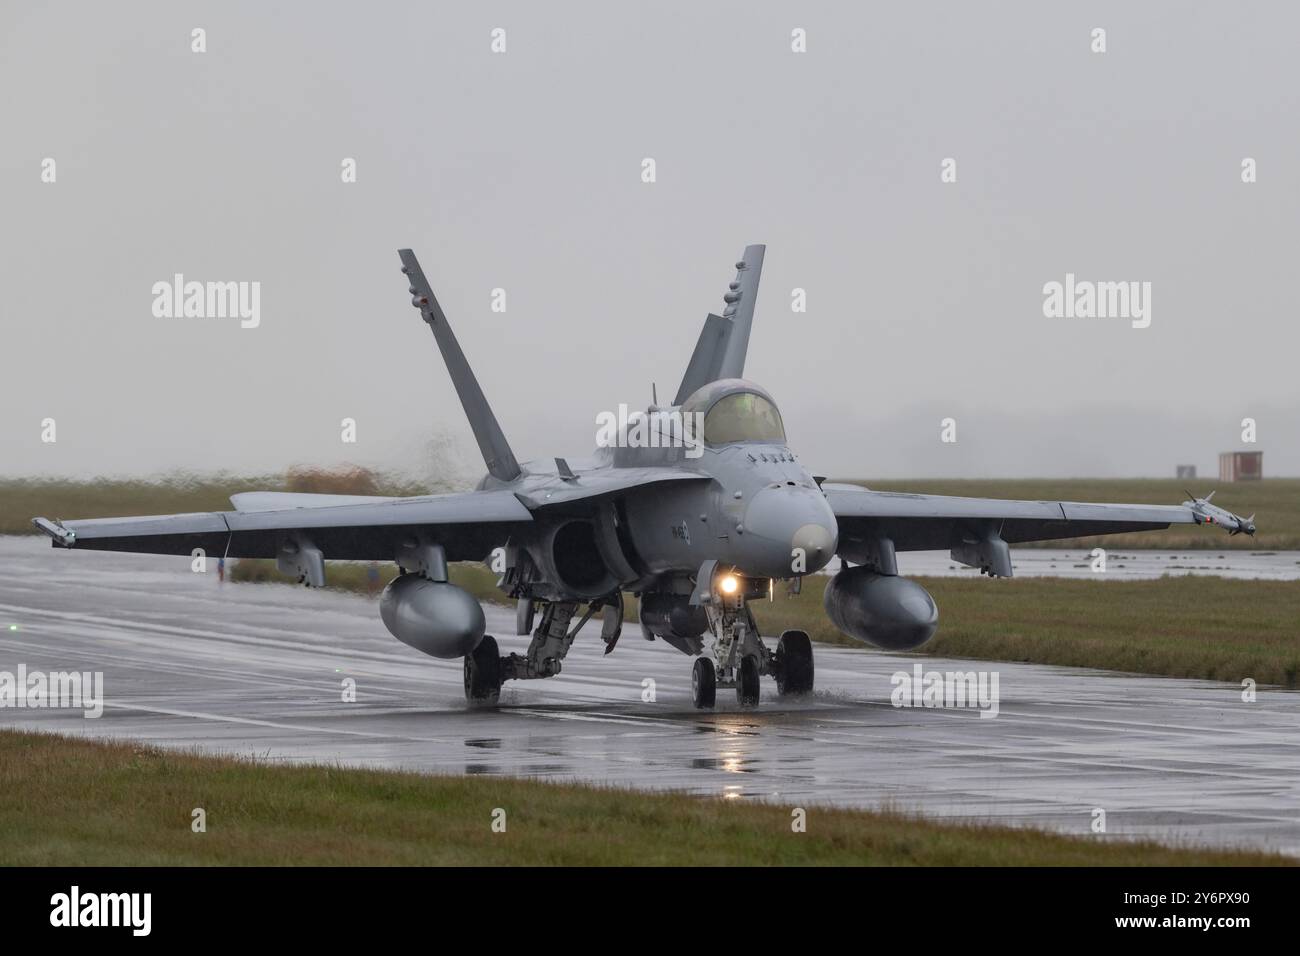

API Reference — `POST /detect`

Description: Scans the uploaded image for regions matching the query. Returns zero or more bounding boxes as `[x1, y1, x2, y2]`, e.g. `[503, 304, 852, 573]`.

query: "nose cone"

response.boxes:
[793, 521, 836, 566]
[741, 485, 838, 577]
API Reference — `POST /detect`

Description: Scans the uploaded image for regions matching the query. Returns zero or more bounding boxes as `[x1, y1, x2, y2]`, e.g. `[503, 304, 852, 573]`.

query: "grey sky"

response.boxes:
[2, 1, 1296, 484]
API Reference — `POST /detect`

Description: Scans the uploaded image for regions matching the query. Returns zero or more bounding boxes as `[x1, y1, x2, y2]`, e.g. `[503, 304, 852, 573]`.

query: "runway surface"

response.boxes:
[1, 536, 1297, 855]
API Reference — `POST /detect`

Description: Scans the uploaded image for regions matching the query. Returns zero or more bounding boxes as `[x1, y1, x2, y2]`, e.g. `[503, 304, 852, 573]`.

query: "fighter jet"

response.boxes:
[33, 245, 1258, 708]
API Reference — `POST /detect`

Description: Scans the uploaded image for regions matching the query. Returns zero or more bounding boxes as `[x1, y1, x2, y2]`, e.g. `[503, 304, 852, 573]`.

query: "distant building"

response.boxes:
[1219, 451, 1262, 482]
[1175, 464, 1197, 480]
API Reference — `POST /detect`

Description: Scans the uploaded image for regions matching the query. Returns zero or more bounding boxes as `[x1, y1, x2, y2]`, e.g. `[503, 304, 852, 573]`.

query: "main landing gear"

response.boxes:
[690, 581, 815, 709]
[461, 585, 813, 710]
[462, 596, 623, 705]
[464, 634, 502, 704]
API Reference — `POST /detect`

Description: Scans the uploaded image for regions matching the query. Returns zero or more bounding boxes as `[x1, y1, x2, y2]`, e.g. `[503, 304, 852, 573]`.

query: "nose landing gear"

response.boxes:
[690, 572, 815, 709]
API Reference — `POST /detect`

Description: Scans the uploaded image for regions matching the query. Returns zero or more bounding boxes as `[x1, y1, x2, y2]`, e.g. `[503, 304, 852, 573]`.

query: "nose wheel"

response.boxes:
[691, 657, 716, 709]
[691, 653, 764, 709]
[737, 654, 761, 706]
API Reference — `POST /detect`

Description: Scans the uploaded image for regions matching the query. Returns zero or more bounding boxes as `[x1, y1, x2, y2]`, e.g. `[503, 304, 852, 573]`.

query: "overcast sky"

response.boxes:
[2, 1, 1296, 485]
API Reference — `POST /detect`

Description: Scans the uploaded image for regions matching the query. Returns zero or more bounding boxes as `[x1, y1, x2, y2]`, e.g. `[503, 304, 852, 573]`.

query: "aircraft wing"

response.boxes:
[31, 489, 533, 563]
[823, 483, 1202, 576]
[31, 470, 707, 566]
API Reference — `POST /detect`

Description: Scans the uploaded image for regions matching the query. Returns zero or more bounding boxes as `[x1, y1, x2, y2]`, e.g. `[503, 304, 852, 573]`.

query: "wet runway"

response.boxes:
[1, 536, 1297, 855]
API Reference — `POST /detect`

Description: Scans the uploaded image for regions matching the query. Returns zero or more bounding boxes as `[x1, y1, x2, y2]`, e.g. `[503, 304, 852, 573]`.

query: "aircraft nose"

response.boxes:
[742, 485, 838, 577]
[793, 521, 836, 570]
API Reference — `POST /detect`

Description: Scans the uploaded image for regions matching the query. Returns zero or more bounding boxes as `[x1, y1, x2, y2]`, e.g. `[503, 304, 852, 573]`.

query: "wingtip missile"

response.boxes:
[32, 517, 76, 547]
[1181, 491, 1257, 536]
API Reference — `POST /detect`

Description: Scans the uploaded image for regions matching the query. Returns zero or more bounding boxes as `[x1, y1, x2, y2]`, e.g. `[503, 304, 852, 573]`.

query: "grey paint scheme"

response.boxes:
[33, 244, 1255, 651]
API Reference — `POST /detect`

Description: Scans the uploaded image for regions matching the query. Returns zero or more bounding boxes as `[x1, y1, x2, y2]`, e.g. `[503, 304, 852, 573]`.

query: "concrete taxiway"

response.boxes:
[0, 536, 1296, 855]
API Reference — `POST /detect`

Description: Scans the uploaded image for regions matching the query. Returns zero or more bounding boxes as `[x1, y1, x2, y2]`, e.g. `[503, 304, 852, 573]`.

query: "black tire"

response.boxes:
[776, 630, 814, 696]
[464, 634, 501, 705]
[737, 654, 761, 707]
[691, 656, 717, 709]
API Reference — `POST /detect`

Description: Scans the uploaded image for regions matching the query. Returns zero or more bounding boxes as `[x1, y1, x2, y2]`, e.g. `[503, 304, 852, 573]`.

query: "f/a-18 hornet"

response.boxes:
[34, 245, 1256, 708]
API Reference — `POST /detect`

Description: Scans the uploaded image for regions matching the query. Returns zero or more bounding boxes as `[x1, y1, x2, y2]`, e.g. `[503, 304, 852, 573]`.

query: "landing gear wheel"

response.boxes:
[737, 654, 761, 707]
[691, 656, 717, 709]
[464, 634, 501, 705]
[776, 630, 814, 696]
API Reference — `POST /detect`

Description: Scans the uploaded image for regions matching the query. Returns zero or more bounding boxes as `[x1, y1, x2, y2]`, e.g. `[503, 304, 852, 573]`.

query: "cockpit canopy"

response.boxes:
[704, 392, 785, 444]
[680, 379, 786, 446]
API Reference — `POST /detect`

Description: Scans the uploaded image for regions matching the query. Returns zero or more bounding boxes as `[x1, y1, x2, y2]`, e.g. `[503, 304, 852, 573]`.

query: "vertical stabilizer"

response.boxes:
[674, 244, 766, 403]
[398, 249, 522, 482]
[673, 313, 732, 404]
[715, 244, 765, 379]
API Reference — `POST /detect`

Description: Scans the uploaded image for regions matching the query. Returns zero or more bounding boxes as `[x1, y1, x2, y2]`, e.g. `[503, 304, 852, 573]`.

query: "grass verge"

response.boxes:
[0, 730, 1286, 866]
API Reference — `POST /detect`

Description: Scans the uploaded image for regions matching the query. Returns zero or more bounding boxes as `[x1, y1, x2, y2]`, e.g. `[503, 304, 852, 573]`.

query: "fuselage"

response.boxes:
[480, 378, 839, 594]
[617, 439, 837, 581]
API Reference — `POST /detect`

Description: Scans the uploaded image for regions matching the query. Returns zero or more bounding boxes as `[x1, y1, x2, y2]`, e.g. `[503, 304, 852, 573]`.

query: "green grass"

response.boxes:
[847, 478, 1300, 550]
[0, 730, 1285, 866]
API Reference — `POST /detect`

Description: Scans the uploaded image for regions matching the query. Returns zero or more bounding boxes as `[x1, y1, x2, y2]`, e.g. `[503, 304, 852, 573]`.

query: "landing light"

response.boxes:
[719, 574, 739, 595]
